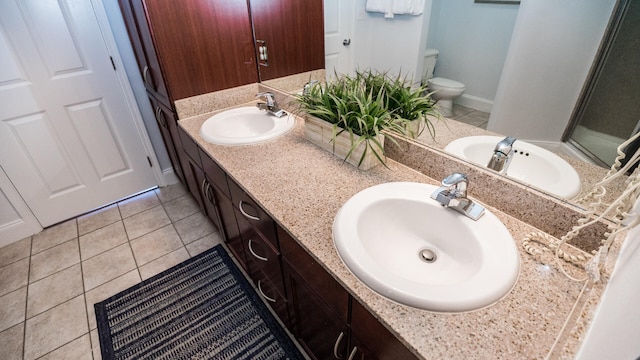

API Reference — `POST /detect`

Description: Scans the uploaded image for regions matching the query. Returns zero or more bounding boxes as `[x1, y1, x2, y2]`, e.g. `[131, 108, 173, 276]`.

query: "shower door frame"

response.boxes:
[563, 0, 633, 167]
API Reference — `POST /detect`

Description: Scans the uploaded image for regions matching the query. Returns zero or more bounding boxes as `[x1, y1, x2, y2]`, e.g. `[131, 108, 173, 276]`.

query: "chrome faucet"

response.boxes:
[487, 136, 516, 174]
[255, 92, 287, 118]
[302, 80, 318, 96]
[430, 173, 485, 220]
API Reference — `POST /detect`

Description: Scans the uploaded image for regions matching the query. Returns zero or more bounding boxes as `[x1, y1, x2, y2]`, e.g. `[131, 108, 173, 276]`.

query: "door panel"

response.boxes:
[324, 0, 353, 76]
[0, 0, 156, 226]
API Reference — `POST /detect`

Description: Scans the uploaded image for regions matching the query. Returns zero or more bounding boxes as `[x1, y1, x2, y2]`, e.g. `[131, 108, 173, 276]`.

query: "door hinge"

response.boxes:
[110, 56, 116, 70]
[147, 156, 153, 167]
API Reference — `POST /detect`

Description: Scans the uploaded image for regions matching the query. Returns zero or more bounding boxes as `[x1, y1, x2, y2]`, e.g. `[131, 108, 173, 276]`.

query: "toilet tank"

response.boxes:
[422, 48, 439, 84]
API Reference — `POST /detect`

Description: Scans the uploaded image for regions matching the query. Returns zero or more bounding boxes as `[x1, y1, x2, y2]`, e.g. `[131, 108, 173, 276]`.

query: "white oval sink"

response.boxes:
[444, 135, 581, 199]
[200, 106, 295, 145]
[333, 182, 520, 312]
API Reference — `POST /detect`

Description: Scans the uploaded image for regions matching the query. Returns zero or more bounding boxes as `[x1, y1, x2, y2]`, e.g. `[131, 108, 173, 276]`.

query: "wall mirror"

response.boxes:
[264, 0, 636, 218]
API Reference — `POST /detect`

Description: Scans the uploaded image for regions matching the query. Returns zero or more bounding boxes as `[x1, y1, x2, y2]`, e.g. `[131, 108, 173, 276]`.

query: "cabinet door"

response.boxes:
[142, 0, 259, 99]
[147, 93, 183, 183]
[283, 260, 348, 360]
[250, 0, 325, 81]
[176, 126, 205, 212]
[350, 300, 419, 360]
[216, 190, 249, 272]
[119, 0, 170, 104]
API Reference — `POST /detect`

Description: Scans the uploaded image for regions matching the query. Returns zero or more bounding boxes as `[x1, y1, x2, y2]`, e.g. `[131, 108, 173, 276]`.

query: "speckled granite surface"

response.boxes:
[178, 99, 617, 359]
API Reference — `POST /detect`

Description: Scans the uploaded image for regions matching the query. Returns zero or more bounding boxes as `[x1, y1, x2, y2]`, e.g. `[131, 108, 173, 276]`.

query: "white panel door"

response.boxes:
[0, 0, 156, 227]
[324, 0, 354, 77]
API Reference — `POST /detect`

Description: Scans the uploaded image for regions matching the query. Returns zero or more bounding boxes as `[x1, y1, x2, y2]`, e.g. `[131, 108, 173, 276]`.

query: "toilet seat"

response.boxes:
[428, 77, 465, 90]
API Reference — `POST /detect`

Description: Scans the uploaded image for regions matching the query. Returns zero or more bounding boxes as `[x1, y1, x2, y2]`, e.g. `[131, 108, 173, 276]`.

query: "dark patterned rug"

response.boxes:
[95, 244, 305, 360]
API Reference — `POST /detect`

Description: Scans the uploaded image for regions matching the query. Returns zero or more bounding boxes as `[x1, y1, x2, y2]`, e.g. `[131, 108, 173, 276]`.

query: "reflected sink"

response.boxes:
[333, 182, 519, 312]
[200, 106, 295, 145]
[444, 135, 581, 199]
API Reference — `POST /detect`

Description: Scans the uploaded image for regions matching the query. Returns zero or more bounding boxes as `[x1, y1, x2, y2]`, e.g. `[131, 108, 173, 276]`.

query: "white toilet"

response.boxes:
[423, 48, 465, 117]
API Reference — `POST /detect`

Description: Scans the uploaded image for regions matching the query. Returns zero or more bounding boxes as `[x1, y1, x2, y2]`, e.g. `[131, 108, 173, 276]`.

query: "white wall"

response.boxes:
[352, 0, 432, 86]
[427, 0, 519, 112]
[488, 0, 617, 142]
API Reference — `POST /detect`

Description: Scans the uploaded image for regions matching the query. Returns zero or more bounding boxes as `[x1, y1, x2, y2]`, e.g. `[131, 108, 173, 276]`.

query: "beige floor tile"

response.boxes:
[118, 190, 160, 219]
[32, 219, 77, 254]
[90, 328, 102, 360]
[38, 333, 93, 360]
[0, 258, 29, 296]
[130, 224, 183, 266]
[85, 270, 141, 330]
[23, 295, 88, 360]
[82, 243, 136, 291]
[163, 195, 200, 222]
[29, 239, 80, 283]
[27, 264, 83, 318]
[173, 211, 217, 244]
[0, 237, 31, 267]
[77, 204, 121, 236]
[122, 205, 171, 240]
[139, 247, 190, 280]
[0, 323, 24, 360]
[186, 232, 223, 257]
[155, 183, 187, 203]
[0, 287, 26, 332]
[79, 221, 128, 261]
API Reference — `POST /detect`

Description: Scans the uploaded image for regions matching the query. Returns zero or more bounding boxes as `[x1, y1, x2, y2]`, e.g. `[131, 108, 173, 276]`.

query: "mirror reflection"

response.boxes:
[268, 0, 638, 210]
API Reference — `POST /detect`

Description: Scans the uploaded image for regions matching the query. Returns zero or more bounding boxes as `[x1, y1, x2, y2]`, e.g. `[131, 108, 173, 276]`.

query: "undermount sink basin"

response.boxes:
[333, 182, 520, 312]
[444, 136, 581, 199]
[200, 106, 295, 145]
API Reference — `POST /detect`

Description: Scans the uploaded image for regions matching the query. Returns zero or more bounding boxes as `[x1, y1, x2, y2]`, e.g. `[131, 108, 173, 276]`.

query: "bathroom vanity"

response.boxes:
[174, 83, 614, 359]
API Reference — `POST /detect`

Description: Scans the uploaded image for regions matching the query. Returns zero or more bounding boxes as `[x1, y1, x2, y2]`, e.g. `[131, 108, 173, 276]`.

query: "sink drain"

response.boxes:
[419, 249, 437, 263]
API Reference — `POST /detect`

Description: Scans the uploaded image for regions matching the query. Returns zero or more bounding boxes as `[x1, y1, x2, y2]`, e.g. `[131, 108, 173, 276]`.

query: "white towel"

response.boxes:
[365, 0, 425, 19]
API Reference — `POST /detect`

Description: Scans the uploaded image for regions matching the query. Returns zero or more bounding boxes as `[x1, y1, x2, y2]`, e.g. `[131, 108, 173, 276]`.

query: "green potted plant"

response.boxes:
[296, 70, 440, 169]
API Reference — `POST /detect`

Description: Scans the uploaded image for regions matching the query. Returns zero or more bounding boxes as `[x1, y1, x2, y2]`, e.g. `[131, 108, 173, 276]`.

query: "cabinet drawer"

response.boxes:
[198, 148, 231, 199]
[279, 226, 349, 323]
[177, 126, 201, 168]
[237, 212, 285, 297]
[228, 178, 277, 248]
[248, 267, 289, 326]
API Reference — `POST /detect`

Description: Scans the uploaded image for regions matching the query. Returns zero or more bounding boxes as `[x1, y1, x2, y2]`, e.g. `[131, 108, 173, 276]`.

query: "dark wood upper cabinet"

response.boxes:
[249, 0, 325, 81]
[138, 0, 259, 100]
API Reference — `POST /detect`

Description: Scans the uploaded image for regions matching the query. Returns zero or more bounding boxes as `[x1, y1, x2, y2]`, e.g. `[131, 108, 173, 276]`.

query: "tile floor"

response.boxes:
[0, 183, 223, 360]
[446, 104, 490, 130]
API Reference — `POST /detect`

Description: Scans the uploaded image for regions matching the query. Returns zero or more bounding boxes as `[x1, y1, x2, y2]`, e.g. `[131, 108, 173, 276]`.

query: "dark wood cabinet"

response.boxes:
[147, 93, 184, 183]
[249, 0, 325, 81]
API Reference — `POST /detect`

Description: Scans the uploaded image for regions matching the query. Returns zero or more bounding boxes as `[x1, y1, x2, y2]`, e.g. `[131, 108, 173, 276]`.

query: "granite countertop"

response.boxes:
[178, 106, 604, 359]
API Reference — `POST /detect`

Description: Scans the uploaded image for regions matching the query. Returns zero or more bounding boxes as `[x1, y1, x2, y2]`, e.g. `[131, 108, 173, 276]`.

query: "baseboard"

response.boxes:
[455, 94, 494, 113]
[161, 167, 180, 186]
[0, 219, 42, 248]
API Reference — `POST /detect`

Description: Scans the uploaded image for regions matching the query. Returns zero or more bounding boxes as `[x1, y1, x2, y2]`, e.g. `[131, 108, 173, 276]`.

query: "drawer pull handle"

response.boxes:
[143, 65, 152, 87]
[248, 239, 268, 261]
[155, 107, 167, 128]
[239, 200, 260, 221]
[257, 280, 276, 303]
[333, 332, 345, 359]
[347, 347, 358, 360]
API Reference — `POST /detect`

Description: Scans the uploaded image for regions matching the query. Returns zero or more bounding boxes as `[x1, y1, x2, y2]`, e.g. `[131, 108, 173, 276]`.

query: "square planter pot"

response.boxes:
[304, 116, 385, 170]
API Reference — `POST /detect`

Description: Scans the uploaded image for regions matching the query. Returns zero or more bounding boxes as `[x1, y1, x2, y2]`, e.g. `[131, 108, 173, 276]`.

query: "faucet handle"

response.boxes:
[495, 136, 517, 154]
[255, 92, 276, 106]
[441, 172, 468, 197]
